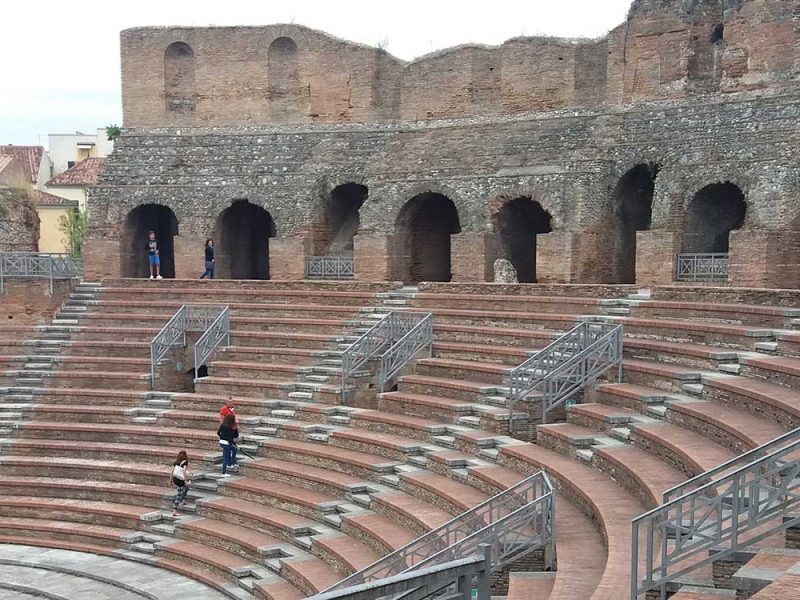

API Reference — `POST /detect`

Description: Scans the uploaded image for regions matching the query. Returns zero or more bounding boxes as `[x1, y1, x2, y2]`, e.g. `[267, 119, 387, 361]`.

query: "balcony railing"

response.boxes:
[306, 255, 354, 280]
[0, 252, 79, 293]
[676, 253, 729, 282]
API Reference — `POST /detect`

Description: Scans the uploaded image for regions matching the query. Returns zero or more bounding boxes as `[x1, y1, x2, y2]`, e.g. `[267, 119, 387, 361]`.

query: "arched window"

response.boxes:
[684, 183, 746, 253]
[122, 204, 179, 278]
[214, 200, 276, 279]
[268, 37, 304, 122]
[494, 197, 553, 283]
[164, 42, 196, 113]
[395, 193, 461, 283]
[313, 183, 368, 255]
[611, 164, 658, 283]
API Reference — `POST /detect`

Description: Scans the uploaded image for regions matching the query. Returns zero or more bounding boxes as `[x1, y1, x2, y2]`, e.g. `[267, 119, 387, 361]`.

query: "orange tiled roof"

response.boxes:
[31, 190, 79, 207]
[0, 145, 45, 184]
[47, 157, 105, 186]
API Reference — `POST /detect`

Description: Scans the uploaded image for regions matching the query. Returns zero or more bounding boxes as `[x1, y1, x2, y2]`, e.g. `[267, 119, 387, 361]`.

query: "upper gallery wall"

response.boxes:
[120, 0, 800, 128]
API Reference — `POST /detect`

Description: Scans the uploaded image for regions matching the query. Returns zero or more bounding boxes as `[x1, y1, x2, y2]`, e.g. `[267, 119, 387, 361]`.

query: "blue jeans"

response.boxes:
[148, 255, 160, 266]
[220, 443, 237, 474]
[200, 260, 215, 279]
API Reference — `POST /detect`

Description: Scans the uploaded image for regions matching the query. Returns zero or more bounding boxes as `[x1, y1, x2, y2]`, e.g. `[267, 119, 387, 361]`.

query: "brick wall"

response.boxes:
[120, 3, 799, 128]
[0, 278, 73, 325]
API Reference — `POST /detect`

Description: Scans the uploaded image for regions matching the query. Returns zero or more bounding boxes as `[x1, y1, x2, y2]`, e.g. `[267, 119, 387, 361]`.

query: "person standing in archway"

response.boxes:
[146, 230, 163, 280]
[200, 239, 215, 279]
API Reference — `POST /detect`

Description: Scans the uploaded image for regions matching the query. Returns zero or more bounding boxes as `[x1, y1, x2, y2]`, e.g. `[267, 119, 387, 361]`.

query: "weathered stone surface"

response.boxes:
[0, 185, 39, 252]
[493, 259, 518, 283]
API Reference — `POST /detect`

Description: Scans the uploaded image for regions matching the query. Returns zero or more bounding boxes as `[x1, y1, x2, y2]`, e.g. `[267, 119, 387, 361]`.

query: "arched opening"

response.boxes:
[164, 42, 196, 114]
[122, 204, 179, 279]
[215, 200, 276, 279]
[683, 183, 746, 253]
[612, 164, 658, 283]
[495, 197, 553, 283]
[268, 37, 304, 122]
[313, 183, 368, 255]
[395, 193, 461, 283]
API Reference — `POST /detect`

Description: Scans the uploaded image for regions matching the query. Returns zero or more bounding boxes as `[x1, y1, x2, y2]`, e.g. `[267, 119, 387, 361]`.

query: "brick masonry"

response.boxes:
[85, 1, 800, 287]
[0, 278, 74, 326]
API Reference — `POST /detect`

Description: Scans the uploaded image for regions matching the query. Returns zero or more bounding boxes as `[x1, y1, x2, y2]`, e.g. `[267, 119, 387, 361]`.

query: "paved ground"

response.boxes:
[0, 544, 229, 600]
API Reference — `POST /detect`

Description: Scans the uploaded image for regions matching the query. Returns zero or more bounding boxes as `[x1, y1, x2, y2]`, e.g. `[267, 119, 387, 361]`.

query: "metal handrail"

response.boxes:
[150, 304, 228, 386]
[0, 252, 79, 293]
[378, 314, 433, 392]
[306, 255, 355, 280]
[324, 471, 554, 593]
[631, 430, 800, 599]
[340, 311, 429, 403]
[507, 322, 623, 433]
[663, 426, 800, 504]
[676, 253, 729, 282]
[194, 306, 231, 374]
[311, 545, 492, 600]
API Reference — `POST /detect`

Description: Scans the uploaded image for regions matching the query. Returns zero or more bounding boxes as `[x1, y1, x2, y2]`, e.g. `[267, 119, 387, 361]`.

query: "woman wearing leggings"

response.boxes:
[170, 450, 190, 516]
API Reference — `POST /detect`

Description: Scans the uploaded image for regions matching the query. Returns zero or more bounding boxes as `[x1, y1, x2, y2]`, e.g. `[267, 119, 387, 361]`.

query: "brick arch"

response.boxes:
[486, 188, 554, 283]
[121, 203, 179, 279]
[388, 182, 468, 231]
[308, 180, 369, 255]
[258, 26, 313, 55]
[682, 180, 747, 253]
[485, 187, 561, 230]
[394, 190, 462, 284]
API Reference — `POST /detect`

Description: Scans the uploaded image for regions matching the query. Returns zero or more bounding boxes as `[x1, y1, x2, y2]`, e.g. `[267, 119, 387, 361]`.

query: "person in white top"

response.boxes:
[170, 450, 191, 516]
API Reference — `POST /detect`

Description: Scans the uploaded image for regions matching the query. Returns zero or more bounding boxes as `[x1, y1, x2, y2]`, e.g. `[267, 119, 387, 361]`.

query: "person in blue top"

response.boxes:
[146, 230, 163, 280]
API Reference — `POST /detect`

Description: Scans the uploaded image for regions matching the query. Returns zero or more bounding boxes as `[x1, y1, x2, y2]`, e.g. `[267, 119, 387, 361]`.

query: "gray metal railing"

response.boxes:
[676, 253, 729, 282]
[507, 322, 623, 433]
[311, 545, 492, 600]
[150, 304, 228, 386]
[0, 252, 79, 293]
[193, 306, 231, 374]
[378, 314, 433, 392]
[663, 427, 800, 504]
[306, 255, 355, 280]
[631, 428, 800, 600]
[324, 471, 554, 593]
[341, 311, 431, 403]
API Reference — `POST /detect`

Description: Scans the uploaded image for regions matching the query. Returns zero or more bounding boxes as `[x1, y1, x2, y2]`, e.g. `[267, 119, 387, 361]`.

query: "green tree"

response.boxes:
[58, 208, 89, 259]
[106, 124, 122, 141]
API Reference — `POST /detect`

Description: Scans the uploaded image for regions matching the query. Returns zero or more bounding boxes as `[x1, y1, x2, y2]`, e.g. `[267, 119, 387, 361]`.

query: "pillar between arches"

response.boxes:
[451, 232, 497, 282]
[353, 233, 393, 281]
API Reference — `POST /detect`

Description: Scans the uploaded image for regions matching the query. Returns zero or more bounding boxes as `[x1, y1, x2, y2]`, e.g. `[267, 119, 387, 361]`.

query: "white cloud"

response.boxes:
[0, 0, 632, 145]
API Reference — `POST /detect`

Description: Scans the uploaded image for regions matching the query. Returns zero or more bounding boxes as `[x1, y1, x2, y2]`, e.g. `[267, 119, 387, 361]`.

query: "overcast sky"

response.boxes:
[0, 0, 632, 147]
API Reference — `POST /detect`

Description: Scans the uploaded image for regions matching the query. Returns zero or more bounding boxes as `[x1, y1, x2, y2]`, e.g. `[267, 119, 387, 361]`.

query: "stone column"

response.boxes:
[537, 232, 577, 283]
[173, 235, 206, 280]
[353, 233, 393, 281]
[451, 232, 497, 282]
[84, 237, 120, 281]
[635, 231, 681, 286]
[269, 236, 306, 280]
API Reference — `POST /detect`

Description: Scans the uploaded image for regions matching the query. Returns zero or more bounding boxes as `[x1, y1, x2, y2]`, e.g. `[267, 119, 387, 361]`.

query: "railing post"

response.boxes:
[476, 543, 491, 600]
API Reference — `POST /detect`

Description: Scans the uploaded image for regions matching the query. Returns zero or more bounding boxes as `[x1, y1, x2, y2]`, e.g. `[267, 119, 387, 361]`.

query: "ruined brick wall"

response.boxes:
[101, 0, 800, 285]
[120, 1, 800, 128]
[0, 185, 40, 252]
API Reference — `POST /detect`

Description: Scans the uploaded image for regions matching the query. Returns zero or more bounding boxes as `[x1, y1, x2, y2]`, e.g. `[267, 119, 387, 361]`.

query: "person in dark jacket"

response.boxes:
[217, 413, 239, 476]
[146, 231, 163, 280]
[199, 239, 215, 279]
